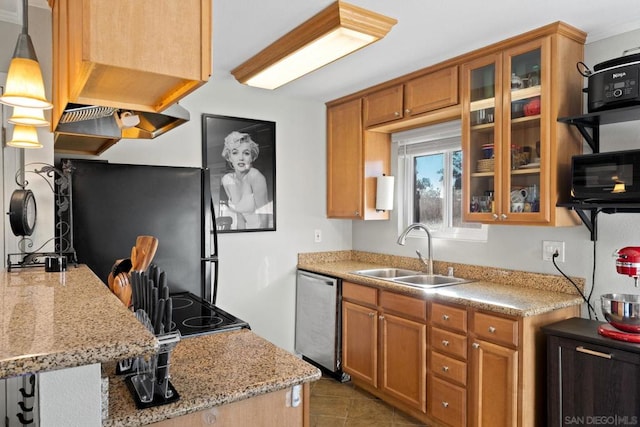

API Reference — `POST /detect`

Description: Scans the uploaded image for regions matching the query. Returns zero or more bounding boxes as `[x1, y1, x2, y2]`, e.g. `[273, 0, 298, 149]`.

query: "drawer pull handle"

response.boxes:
[472, 343, 480, 349]
[441, 401, 449, 408]
[441, 340, 449, 347]
[488, 326, 496, 333]
[576, 346, 612, 359]
[442, 314, 450, 321]
[442, 366, 449, 373]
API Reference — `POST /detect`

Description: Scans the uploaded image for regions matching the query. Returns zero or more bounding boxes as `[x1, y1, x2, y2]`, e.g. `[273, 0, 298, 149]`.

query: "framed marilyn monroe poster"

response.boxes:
[202, 114, 276, 232]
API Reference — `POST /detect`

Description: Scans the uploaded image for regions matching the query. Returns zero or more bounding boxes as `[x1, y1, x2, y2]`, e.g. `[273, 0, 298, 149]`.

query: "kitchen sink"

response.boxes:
[351, 268, 472, 289]
[391, 274, 471, 288]
[352, 268, 421, 278]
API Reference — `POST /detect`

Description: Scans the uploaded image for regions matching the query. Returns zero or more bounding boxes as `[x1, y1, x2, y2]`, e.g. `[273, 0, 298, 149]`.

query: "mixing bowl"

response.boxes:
[601, 293, 640, 333]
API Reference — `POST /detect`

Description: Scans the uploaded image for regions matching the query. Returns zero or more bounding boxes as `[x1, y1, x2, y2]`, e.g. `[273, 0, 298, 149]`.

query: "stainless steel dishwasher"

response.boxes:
[295, 270, 349, 381]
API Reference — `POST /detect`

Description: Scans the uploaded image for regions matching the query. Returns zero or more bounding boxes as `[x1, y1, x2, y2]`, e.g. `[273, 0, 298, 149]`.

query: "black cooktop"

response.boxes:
[170, 292, 250, 337]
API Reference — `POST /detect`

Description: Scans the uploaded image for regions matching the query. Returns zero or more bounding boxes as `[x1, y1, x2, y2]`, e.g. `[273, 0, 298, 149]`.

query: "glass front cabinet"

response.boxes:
[462, 30, 584, 226]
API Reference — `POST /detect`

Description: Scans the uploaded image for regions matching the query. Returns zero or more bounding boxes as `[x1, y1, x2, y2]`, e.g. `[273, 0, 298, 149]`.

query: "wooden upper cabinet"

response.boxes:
[51, 0, 212, 129]
[327, 99, 390, 220]
[363, 66, 459, 128]
[404, 66, 458, 116]
[364, 85, 404, 127]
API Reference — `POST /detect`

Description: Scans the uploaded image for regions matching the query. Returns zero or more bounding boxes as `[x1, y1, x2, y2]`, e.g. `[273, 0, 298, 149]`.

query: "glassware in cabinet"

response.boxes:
[506, 48, 542, 215]
[467, 61, 499, 217]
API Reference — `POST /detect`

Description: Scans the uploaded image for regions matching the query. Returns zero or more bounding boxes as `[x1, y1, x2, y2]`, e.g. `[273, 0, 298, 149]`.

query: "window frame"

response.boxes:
[394, 121, 488, 242]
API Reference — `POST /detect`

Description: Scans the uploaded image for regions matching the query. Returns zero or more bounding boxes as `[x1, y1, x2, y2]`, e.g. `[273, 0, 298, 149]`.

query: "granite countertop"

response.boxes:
[0, 265, 157, 379]
[102, 329, 321, 426]
[298, 251, 584, 317]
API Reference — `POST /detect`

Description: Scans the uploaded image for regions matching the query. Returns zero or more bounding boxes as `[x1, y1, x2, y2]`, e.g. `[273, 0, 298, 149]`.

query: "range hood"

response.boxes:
[53, 103, 190, 155]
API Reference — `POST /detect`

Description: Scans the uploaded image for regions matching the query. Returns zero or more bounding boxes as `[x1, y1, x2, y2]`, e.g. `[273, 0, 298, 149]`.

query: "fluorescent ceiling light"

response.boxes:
[232, 1, 397, 90]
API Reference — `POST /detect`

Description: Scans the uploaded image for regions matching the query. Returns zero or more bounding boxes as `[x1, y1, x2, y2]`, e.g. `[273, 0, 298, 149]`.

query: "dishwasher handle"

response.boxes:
[298, 271, 337, 287]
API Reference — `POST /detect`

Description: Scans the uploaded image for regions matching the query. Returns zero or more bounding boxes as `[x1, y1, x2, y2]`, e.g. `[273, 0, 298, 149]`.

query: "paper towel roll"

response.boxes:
[376, 175, 395, 211]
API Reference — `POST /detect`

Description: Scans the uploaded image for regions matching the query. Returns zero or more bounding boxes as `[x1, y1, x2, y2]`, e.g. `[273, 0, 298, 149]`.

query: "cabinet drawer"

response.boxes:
[380, 291, 427, 321]
[343, 281, 377, 307]
[473, 312, 519, 347]
[429, 375, 466, 427]
[431, 302, 467, 332]
[430, 351, 467, 386]
[430, 327, 467, 360]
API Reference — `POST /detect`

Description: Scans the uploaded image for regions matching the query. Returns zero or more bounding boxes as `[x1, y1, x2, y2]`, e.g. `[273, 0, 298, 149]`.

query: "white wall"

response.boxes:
[353, 28, 640, 321]
[66, 75, 352, 351]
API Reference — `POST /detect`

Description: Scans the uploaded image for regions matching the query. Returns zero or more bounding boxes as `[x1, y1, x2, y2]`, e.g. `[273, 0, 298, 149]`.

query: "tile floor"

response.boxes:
[309, 376, 429, 427]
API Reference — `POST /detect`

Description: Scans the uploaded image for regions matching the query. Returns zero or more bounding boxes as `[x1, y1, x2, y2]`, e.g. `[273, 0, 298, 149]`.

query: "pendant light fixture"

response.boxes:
[231, 1, 397, 90]
[7, 125, 43, 149]
[0, 0, 52, 109]
[9, 106, 49, 127]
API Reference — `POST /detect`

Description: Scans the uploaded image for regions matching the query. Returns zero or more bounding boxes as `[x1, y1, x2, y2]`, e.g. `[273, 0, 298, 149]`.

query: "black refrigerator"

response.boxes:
[66, 159, 219, 303]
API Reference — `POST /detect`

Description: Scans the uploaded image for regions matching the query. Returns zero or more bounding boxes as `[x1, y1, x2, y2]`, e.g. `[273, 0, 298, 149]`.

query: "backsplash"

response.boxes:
[299, 250, 585, 295]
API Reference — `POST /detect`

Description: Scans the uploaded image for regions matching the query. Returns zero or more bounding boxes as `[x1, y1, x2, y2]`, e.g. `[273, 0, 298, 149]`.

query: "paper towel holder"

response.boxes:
[375, 174, 395, 212]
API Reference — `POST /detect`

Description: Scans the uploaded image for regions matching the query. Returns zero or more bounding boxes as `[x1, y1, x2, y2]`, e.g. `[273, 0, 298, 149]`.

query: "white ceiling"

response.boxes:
[213, 0, 640, 103]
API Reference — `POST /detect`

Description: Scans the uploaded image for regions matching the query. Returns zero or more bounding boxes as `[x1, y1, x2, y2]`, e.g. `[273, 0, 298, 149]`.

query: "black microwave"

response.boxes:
[571, 149, 640, 201]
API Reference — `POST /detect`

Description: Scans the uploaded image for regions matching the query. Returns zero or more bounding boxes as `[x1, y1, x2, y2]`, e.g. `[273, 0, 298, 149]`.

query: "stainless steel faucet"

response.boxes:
[397, 223, 433, 276]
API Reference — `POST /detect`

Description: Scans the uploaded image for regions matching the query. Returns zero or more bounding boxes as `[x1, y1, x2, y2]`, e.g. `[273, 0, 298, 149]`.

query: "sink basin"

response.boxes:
[392, 274, 471, 288]
[352, 268, 421, 279]
[351, 269, 471, 289]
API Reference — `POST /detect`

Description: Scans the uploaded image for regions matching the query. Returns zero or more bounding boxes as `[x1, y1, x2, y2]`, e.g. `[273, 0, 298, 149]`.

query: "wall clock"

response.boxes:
[8, 189, 37, 236]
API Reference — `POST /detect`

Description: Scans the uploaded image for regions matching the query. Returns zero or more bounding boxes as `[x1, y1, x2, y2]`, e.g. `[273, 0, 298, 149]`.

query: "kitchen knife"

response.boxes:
[154, 298, 165, 335]
[151, 286, 158, 324]
[164, 297, 172, 333]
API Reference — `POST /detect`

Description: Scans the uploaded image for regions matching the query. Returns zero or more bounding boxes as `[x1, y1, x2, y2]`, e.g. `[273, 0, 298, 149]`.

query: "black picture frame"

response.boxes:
[202, 114, 276, 232]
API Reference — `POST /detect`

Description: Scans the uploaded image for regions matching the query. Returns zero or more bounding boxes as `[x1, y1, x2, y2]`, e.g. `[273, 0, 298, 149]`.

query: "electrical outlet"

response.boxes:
[314, 229, 322, 243]
[542, 240, 565, 262]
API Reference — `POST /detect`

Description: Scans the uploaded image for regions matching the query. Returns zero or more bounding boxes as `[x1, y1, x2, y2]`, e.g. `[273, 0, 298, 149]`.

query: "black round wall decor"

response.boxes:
[9, 189, 37, 236]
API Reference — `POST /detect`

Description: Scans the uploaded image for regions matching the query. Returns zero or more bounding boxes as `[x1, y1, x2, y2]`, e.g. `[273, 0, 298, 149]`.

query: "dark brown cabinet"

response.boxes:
[544, 318, 640, 427]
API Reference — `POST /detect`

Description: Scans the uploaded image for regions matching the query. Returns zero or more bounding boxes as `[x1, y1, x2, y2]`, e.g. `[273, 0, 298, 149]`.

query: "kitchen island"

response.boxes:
[102, 329, 321, 426]
[0, 264, 157, 379]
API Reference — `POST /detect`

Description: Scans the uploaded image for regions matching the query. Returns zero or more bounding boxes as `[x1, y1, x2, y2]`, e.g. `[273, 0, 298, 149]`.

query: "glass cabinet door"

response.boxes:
[464, 54, 502, 220]
[503, 41, 546, 220]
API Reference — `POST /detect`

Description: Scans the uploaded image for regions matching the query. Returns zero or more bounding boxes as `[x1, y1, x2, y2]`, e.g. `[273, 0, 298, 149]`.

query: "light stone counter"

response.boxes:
[0, 265, 157, 379]
[102, 329, 321, 426]
[298, 250, 584, 317]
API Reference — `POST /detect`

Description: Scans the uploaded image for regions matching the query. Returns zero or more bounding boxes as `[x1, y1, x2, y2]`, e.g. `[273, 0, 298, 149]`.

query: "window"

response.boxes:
[395, 121, 488, 241]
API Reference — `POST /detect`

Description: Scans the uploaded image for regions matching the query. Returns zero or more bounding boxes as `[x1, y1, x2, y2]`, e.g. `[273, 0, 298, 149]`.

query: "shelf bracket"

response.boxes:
[573, 122, 599, 153]
[571, 206, 599, 241]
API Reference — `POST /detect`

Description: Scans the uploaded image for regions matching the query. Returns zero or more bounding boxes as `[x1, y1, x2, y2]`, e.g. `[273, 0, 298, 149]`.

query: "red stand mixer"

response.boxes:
[598, 247, 640, 342]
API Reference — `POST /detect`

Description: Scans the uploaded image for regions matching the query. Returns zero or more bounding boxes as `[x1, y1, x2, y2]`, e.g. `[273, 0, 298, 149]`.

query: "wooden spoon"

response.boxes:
[134, 236, 158, 271]
[116, 272, 132, 307]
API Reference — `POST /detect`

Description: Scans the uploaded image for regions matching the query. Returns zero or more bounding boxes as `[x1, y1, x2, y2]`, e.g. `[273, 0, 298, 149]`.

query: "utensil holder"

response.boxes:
[126, 331, 181, 408]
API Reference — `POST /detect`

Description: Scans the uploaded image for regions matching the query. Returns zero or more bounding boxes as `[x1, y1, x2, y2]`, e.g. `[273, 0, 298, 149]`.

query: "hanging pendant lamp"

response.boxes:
[0, 0, 52, 109]
[9, 106, 49, 127]
[7, 125, 43, 149]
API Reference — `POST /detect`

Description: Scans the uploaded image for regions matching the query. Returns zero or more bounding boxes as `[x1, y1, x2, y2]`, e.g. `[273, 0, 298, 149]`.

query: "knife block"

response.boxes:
[126, 330, 181, 408]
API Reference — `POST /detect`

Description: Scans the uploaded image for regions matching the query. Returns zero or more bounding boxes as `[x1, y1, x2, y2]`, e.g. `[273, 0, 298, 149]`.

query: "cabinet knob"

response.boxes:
[405, 108, 411, 114]
[441, 401, 449, 408]
[368, 312, 375, 318]
[379, 315, 385, 320]
[394, 111, 400, 117]
[472, 343, 480, 349]
[492, 213, 499, 220]
[488, 326, 496, 333]
[441, 340, 449, 347]
[500, 214, 508, 220]
[442, 314, 450, 321]
[442, 366, 449, 373]
[354, 210, 360, 216]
